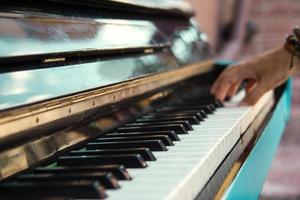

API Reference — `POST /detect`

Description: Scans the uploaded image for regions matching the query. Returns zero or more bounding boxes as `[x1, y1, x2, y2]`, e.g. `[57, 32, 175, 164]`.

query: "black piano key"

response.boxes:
[178, 99, 219, 106]
[95, 135, 173, 146]
[35, 165, 131, 180]
[215, 99, 224, 107]
[118, 124, 188, 135]
[156, 106, 193, 110]
[137, 116, 199, 125]
[156, 109, 209, 117]
[205, 104, 216, 112]
[70, 148, 156, 161]
[57, 154, 147, 168]
[157, 105, 210, 111]
[145, 112, 205, 121]
[0, 181, 106, 199]
[17, 172, 119, 189]
[182, 95, 216, 102]
[126, 120, 193, 131]
[104, 131, 180, 141]
[181, 104, 216, 111]
[86, 140, 168, 151]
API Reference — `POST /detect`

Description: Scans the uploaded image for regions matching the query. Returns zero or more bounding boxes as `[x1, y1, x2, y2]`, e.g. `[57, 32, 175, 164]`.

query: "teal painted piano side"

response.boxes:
[223, 78, 292, 200]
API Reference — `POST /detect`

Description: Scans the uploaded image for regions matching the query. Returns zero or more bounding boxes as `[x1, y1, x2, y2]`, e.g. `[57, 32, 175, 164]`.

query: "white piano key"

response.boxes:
[106, 91, 274, 200]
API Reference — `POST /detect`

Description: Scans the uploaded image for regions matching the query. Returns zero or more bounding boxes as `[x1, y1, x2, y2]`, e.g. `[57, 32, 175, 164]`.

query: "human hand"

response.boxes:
[211, 46, 295, 105]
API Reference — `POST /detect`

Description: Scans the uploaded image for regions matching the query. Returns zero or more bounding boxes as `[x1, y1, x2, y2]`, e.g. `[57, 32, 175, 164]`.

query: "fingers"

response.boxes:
[227, 81, 241, 97]
[211, 80, 232, 101]
[241, 84, 266, 105]
[213, 80, 232, 101]
[210, 67, 242, 101]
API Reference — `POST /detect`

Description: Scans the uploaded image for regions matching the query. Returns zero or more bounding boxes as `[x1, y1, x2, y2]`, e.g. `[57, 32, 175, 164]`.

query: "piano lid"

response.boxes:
[0, 5, 211, 112]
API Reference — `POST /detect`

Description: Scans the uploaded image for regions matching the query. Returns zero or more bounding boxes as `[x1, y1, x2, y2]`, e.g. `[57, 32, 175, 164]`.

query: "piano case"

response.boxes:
[0, 1, 292, 200]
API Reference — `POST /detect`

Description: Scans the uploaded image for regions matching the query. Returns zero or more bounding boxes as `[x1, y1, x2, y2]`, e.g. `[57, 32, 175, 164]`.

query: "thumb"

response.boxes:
[241, 84, 267, 105]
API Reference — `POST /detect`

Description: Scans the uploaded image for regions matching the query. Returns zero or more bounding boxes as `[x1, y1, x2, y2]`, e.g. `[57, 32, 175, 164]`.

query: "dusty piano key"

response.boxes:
[142, 113, 201, 121]
[118, 124, 188, 134]
[204, 104, 216, 112]
[104, 131, 180, 141]
[137, 116, 200, 125]
[95, 135, 174, 146]
[156, 107, 211, 116]
[34, 165, 131, 180]
[17, 172, 120, 189]
[145, 112, 205, 121]
[86, 140, 168, 151]
[214, 99, 224, 107]
[182, 94, 215, 101]
[180, 99, 223, 108]
[57, 154, 148, 168]
[70, 148, 156, 161]
[158, 104, 212, 110]
[125, 120, 193, 130]
[0, 180, 107, 199]
[158, 105, 215, 112]
[178, 101, 221, 108]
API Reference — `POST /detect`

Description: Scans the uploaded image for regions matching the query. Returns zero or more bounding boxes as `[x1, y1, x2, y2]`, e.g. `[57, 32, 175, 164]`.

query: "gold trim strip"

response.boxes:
[0, 60, 214, 141]
[43, 57, 66, 63]
[0, 92, 167, 180]
[0, 129, 89, 180]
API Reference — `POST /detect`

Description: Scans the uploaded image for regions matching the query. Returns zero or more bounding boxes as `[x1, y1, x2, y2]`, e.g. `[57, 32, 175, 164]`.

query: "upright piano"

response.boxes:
[0, 1, 292, 199]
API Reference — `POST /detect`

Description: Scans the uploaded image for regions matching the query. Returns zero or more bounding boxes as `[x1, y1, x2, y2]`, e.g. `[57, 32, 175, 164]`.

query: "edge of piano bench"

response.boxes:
[223, 78, 292, 200]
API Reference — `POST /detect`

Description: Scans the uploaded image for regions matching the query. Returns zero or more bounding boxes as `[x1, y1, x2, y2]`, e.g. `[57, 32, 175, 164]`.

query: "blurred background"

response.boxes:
[187, 0, 300, 199]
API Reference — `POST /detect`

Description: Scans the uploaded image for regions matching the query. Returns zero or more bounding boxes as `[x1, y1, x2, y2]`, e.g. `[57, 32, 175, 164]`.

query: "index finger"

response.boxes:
[211, 77, 233, 101]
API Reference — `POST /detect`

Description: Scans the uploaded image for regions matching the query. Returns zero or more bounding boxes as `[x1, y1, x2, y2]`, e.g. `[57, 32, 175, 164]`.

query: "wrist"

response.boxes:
[283, 45, 300, 75]
[285, 27, 300, 71]
[280, 46, 298, 76]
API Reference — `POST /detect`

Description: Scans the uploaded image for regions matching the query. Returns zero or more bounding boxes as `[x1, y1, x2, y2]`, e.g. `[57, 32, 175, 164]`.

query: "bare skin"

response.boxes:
[211, 46, 300, 105]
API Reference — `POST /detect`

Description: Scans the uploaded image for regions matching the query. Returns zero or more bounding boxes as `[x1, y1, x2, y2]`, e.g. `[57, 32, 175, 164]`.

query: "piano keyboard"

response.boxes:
[0, 90, 274, 200]
[106, 91, 273, 200]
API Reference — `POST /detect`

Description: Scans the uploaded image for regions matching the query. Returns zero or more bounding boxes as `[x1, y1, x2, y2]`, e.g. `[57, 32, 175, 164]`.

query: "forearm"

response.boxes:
[211, 29, 300, 104]
[249, 46, 293, 79]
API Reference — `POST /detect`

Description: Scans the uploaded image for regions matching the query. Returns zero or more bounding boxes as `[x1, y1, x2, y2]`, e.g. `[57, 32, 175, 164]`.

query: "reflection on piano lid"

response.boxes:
[0, 0, 204, 67]
[0, 16, 168, 66]
[0, 52, 177, 110]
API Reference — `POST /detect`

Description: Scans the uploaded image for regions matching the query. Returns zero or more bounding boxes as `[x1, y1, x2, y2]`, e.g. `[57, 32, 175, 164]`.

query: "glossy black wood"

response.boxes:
[57, 154, 148, 168]
[53, 0, 193, 18]
[0, 180, 107, 199]
[34, 165, 132, 180]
